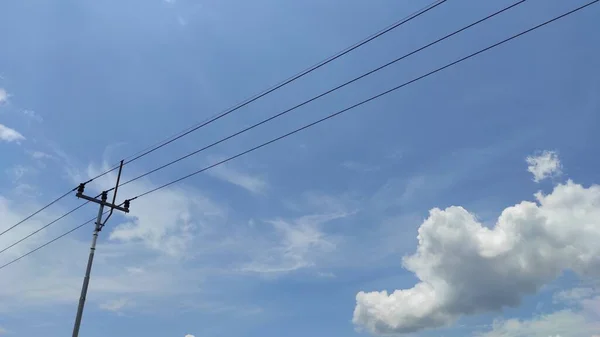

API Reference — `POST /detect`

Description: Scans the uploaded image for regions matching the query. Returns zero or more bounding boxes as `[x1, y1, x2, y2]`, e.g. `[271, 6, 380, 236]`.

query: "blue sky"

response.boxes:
[0, 0, 600, 336]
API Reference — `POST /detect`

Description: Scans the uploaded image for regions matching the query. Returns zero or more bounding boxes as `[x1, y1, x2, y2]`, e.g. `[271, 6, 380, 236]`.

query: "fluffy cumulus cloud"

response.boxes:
[184, 335, 195, 337]
[0, 124, 25, 143]
[353, 155, 600, 335]
[527, 150, 561, 182]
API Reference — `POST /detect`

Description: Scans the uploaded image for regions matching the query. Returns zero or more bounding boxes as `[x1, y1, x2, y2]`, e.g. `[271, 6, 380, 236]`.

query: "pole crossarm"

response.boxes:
[75, 192, 129, 213]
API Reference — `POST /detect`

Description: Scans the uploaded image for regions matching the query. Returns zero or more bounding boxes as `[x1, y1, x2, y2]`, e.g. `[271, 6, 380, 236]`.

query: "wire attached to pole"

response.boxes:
[0, 0, 447, 238]
[1, 0, 597, 271]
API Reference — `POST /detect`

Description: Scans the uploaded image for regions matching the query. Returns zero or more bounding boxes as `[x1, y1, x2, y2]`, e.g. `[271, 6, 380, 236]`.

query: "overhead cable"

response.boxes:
[2, 0, 594, 271]
[0, 0, 446, 237]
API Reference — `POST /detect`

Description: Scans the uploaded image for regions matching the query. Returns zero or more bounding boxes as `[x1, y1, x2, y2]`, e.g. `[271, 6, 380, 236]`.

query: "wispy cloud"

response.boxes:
[478, 310, 600, 337]
[207, 162, 267, 195]
[22, 110, 43, 123]
[28, 151, 53, 160]
[0, 88, 8, 104]
[84, 164, 227, 258]
[241, 211, 351, 275]
[342, 160, 380, 172]
[317, 271, 335, 278]
[14, 183, 39, 197]
[0, 159, 231, 314]
[0, 185, 225, 313]
[0, 124, 25, 143]
[554, 287, 597, 305]
[99, 298, 131, 313]
[5, 165, 35, 183]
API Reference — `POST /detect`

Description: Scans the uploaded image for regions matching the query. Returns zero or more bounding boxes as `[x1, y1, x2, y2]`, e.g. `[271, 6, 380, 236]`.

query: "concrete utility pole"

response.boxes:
[72, 161, 130, 337]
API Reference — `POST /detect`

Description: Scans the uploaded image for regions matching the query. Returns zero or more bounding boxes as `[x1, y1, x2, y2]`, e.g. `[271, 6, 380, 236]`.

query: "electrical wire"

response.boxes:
[2, 0, 594, 272]
[0, 214, 98, 270]
[0, 188, 75, 237]
[0, 191, 106, 254]
[0, 0, 446, 237]
[105, 0, 526, 192]
[0, 0, 523, 256]
[0, 202, 90, 255]
[90, 0, 449, 176]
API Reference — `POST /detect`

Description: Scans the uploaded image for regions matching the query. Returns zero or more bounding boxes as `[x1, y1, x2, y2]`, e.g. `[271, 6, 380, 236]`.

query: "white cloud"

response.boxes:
[0, 161, 230, 313]
[0, 200, 221, 316]
[317, 271, 336, 278]
[22, 110, 43, 123]
[84, 164, 226, 258]
[478, 310, 600, 337]
[5, 165, 35, 182]
[83, 163, 356, 279]
[1, 153, 343, 319]
[184, 335, 195, 337]
[207, 162, 267, 195]
[0, 124, 25, 143]
[29, 151, 53, 160]
[526, 151, 561, 182]
[240, 213, 343, 274]
[0, 88, 7, 104]
[353, 180, 600, 335]
[99, 298, 131, 313]
[342, 161, 380, 172]
[553, 287, 597, 305]
[14, 183, 39, 197]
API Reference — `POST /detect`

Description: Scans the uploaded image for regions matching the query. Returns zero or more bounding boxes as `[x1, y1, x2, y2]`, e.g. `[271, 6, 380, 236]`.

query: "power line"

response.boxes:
[0, 215, 99, 270]
[0, 0, 523, 256]
[0, 203, 119, 270]
[2, 0, 594, 272]
[90, 0, 448, 174]
[107, 0, 526, 192]
[0, 202, 90, 255]
[0, 0, 446, 238]
[0, 188, 75, 237]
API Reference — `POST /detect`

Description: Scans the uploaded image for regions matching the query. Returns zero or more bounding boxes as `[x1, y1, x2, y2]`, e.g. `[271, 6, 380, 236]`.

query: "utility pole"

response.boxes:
[71, 161, 131, 337]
